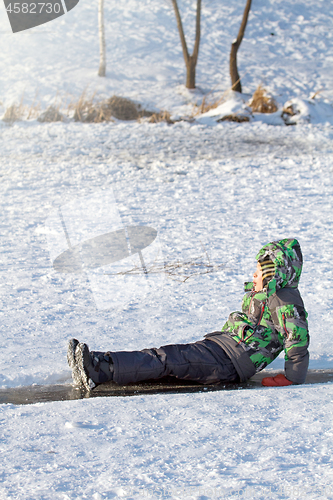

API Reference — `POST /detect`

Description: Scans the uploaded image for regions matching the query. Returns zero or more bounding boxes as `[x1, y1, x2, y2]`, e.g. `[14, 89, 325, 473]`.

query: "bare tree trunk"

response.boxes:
[229, 0, 252, 93]
[98, 0, 106, 77]
[171, 0, 201, 89]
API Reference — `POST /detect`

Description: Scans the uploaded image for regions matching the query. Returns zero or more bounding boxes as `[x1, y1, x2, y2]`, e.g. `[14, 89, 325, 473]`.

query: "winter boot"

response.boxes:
[75, 342, 114, 391]
[67, 338, 82, 387]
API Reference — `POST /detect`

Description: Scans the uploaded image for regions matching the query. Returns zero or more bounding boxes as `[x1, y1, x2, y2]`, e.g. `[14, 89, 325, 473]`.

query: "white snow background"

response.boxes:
[0, 0, 333, 498]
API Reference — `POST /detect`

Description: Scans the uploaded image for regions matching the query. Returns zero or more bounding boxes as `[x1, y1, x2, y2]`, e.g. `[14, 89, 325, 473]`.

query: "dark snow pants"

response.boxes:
[110, 339, 239, 385]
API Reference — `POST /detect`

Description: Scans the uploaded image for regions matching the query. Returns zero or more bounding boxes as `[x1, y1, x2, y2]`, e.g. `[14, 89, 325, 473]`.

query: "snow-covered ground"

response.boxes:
[2, 386, 333, 500]
[1, 0, 333, 498]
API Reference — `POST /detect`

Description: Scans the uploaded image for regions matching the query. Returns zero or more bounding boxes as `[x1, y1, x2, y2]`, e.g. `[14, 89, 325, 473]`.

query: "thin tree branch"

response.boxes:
[233, 0, 252, 51]
[171, 0, 189, 64]
[192, 0, 201, 63]
[98, 0, 106, 77]
[230, 0, 252, 92]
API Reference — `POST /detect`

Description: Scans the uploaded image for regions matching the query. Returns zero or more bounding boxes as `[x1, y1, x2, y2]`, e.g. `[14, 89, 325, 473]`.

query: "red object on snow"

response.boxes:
[261, 373, 293, 387]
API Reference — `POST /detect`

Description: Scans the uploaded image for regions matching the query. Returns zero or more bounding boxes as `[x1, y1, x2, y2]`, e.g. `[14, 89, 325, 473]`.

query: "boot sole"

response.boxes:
[75, 343, 96, 391]
[67, 338, 82, 387]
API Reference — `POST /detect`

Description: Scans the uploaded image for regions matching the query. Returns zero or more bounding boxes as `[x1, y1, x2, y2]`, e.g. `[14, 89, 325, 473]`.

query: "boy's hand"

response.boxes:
[261, 373, 293, 387]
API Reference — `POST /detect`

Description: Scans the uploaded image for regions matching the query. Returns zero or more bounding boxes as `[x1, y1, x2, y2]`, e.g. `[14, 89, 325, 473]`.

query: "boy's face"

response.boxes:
[253, 262, 263, 292]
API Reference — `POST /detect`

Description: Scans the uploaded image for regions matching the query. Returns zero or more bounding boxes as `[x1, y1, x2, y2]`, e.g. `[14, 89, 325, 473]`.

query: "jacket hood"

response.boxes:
[256, 238, 303, 296]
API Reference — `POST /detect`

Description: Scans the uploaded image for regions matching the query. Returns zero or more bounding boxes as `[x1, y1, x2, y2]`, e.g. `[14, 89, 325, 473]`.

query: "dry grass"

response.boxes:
[192, 76, 251, 117]
[281, 102, 299, 126]
[282, 104, 296, 117]
[104, 95, 140, 121]
[68, 91, 111, 123]
[2, 92, 42, 123]
[146, 110, 174, 124]
[191, 87, 251, 122]
[218, 114, 250, 123]
[68, 93, 157, 123]
[37, 105, 64, 123]
[26, 91, 42, 119]
[248, 85, 278, 113]
[27, 102, 42, 119]
[2, 94, 27, 123]
[2, 103, 24, 123]
[310, 89, 323, 100]
[0, 91, 173, 126]
[192, 91, 229, 116]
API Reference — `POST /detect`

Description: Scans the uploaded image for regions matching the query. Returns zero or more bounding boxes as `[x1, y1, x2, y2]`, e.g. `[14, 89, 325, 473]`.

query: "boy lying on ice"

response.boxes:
[67, 238, 309, 390]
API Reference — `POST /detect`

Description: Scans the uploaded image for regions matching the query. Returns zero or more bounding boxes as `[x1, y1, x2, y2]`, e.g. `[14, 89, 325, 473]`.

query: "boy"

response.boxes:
[68, 238, 309, 390]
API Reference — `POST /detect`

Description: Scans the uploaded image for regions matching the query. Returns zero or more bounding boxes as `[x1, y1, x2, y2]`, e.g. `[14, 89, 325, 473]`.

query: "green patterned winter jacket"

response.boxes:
[206, 238, 310, 384]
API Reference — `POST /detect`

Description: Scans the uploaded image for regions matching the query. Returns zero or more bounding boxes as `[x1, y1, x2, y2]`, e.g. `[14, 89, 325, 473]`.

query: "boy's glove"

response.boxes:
[261, 373, 293, 387]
